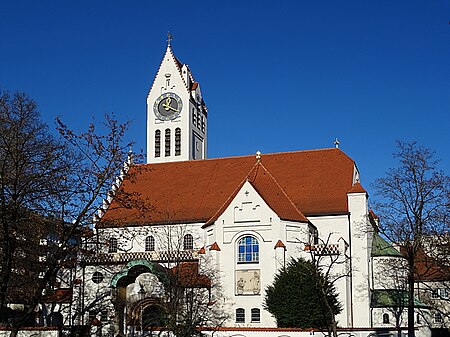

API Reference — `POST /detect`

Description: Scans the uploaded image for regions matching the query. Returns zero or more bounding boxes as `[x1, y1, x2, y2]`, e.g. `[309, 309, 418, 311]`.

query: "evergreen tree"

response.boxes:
[264, 257, 341, 330]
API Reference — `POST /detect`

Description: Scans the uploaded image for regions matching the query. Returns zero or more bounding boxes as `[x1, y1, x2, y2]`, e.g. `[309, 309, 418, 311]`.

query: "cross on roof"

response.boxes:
[167, 32, 173, 46]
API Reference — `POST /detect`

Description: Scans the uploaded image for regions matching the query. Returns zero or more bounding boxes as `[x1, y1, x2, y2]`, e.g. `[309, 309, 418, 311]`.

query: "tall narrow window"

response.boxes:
[238, 236, 259, 263]
[235, 308, 245, 323]
[145, 236, 155, 251]
[197, 112, 201, 128]
[434, 313, 443, 324]
[432, 289, 439, 299]
[165, 129, 171, 157]
[183, 234, 193, 250]
[251, 308, 260, 323]
[192, 109, 196, 126]
[155, 130, 161, 158]
[201, 115, 205, 133]
[108, 238, 118, 253]
[175, 128, 181, 156]
[382, 313, 389, 324]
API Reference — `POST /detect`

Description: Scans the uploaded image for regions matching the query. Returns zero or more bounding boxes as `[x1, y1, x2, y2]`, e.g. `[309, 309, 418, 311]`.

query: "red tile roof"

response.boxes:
[204, 161, 308, 226]
[99, 148, 357, 228]
[348, 181, 367, 194]
[171, 262, 211, 288]
[274, 240, 286, 249]
[43, 288, 73, 303]
[209, 242, 221, 251]
[413, 248, 450, 282]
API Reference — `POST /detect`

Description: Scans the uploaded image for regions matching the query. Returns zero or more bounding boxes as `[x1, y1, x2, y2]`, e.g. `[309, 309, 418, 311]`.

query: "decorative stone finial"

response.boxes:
[334, 138, 340, 149]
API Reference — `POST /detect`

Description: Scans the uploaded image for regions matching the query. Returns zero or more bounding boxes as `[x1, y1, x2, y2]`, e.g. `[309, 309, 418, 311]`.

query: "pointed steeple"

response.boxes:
[146, 38, 208, 164]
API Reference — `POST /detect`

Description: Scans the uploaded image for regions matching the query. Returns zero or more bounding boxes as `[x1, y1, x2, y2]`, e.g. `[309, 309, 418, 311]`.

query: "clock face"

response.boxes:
[153, 92, 183, 121]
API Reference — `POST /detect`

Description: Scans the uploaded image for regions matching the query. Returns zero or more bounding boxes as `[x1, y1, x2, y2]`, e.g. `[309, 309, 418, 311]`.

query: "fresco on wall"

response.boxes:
[235, 269, 260, 295]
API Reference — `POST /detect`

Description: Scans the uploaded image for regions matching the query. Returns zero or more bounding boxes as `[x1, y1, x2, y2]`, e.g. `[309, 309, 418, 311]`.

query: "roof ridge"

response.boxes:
[256, 162, 308, 221]
[136, 147, 353, 168]
[203, 162, 259, 227]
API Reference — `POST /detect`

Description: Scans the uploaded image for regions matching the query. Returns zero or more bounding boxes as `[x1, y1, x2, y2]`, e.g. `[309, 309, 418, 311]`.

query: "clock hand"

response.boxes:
[162, 98, 179, 112]
[163, 104, 180, 112]
[162, 103, 179, 112]
[162, 97, 172, 111]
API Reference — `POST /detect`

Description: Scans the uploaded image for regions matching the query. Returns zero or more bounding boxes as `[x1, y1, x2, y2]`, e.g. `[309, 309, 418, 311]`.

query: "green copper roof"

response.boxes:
[110, 259, 169, 288]
[372, 234, 402, 257]
[371, 289, 428, 308]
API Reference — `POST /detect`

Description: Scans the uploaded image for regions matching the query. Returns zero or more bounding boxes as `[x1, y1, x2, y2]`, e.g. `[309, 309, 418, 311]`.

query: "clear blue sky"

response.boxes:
[1, 0, 449, 200]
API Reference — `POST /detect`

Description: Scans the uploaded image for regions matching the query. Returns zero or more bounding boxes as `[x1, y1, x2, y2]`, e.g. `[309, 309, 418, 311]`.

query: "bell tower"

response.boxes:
[146, 36, 208, 164]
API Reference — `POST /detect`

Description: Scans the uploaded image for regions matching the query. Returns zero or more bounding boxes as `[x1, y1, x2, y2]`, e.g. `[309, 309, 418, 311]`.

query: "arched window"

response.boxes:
[192, 108, 196, 126]
[434, 313, 443, 324]
[108, 238, 118, 253]
[251, 308, 260, 323]
[175, 128, 181, 156]
[235, 308, 245, 323]
[145, 236, 155, 251]
[165, 129, 171, 157]
[382, 313, 389, 324]
[155, 130, 161, 157]
[183, 234, 193, 250]
[238, 236, 259, 263]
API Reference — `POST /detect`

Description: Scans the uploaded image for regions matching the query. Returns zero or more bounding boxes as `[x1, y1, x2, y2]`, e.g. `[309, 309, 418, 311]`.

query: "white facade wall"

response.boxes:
[146, 47, 206, 163]
[347, 191, 372, 328]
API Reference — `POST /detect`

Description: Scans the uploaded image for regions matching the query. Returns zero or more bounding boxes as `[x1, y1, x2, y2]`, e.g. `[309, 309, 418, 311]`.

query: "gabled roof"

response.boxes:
[99, 148, 358, 228]
[413, 247, 450, 282]
[204, 162, 308, 227]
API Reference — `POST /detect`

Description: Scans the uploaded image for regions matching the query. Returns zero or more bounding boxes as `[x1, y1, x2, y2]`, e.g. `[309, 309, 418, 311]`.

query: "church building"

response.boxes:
[69, 41, 430, 337]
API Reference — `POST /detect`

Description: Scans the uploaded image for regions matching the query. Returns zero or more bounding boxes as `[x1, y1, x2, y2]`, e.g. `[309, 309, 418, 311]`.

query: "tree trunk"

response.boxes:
[408, 267, 415, 337]
[0, 226, 14, 324]
[8, 327, 18, 337]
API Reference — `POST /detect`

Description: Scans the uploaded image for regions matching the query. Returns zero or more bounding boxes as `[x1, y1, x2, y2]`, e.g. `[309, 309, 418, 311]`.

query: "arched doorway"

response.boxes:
[111, 260, 168, 335]
[129, 300, 166, 333]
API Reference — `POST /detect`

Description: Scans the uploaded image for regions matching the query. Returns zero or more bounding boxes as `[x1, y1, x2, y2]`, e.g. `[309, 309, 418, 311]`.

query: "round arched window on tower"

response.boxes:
[92, 271, 104, 284]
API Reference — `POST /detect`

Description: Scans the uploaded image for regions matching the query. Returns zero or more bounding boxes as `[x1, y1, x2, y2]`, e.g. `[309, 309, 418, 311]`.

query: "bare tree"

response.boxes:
[373, 141, 450, 337]
[0, 90, 133, 336]
[305, 233, 348, 337]
[77, 216, 228, 337]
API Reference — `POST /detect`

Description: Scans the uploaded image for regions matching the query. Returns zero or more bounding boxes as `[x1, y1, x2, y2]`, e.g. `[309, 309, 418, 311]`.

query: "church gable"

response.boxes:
[147, 45, 190, 98]
[223, 181, 277, 225]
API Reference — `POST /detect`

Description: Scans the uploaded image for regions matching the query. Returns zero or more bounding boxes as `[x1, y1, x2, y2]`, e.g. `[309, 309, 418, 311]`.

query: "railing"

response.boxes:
[80, 250, 198, 265]
[305, 239, 349, 256]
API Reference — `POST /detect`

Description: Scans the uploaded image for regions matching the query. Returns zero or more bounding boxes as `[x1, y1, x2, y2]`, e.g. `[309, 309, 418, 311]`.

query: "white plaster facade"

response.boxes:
[146, 44, 207, 163]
